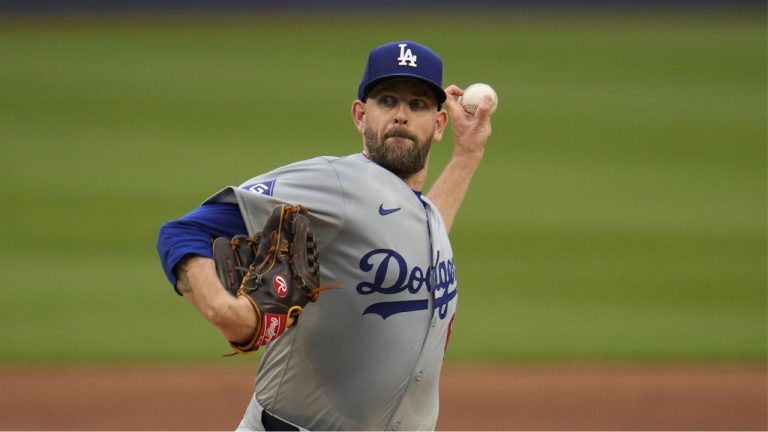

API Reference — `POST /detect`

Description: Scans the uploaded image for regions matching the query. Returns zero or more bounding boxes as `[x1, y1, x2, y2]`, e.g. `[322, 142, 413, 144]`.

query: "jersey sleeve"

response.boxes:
[156, 202, 247, 290]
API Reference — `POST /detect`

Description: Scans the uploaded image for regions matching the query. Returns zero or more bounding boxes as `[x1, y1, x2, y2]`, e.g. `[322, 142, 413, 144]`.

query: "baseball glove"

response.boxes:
[212, 204, 332, 353]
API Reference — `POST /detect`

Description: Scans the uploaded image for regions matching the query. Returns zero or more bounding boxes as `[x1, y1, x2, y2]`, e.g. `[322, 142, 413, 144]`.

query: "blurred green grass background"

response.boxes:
[0, 12, 765, 365]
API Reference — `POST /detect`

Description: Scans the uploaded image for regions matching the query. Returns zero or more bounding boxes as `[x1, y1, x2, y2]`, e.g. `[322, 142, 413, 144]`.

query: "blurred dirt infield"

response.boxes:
[0, 365, 765, 430]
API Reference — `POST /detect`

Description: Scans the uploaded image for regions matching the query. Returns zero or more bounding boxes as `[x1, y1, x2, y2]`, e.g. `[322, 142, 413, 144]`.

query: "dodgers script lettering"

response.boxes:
[357, 249, 457, 319]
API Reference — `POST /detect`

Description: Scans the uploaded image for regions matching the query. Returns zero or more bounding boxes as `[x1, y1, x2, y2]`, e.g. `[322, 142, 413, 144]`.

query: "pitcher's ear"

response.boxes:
[432, 109, 448, 142]
[351, 100, 366, 133]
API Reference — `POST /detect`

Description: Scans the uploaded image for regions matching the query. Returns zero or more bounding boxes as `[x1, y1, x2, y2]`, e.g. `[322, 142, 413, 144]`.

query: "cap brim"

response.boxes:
[362, 74, 447, 105]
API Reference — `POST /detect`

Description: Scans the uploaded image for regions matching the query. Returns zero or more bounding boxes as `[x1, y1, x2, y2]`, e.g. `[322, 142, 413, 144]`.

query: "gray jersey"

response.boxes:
[206, 153, 458, 431]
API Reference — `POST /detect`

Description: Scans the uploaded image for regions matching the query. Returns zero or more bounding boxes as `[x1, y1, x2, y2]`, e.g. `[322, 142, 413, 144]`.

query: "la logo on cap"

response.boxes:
[397, 43, 417, 67]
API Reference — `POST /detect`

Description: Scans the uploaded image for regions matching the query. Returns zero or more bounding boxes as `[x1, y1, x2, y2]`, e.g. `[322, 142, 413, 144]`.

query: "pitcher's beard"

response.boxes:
[364, 126, 432, 179]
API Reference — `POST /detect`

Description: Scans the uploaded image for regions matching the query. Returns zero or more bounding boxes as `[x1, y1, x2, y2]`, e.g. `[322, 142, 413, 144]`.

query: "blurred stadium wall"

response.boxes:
[0, 0, 764, 14]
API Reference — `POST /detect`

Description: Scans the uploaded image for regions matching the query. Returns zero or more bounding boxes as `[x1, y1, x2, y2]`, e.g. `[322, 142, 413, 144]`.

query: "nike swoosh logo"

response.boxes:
[378, 204, 401, 216]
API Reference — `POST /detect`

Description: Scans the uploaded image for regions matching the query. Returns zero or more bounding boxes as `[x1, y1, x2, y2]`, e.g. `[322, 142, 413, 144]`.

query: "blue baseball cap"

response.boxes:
[357, 40, 446, 106]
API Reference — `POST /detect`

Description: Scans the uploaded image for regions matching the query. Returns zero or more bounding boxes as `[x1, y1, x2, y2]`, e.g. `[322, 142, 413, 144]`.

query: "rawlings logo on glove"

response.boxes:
[256, 314, 286, 347]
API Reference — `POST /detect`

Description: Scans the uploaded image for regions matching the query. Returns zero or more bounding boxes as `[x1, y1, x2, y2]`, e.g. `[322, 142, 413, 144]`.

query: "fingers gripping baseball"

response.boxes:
[443, 84, 494, 159]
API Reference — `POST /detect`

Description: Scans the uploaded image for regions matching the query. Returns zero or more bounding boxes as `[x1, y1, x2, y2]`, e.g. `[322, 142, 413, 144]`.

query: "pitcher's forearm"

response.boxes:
[427, 152, 483, 232]
[175, 256, 258, 344]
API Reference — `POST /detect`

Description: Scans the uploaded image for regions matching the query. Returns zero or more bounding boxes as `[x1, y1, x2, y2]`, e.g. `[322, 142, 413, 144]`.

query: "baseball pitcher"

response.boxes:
[157, 40, 494, 431]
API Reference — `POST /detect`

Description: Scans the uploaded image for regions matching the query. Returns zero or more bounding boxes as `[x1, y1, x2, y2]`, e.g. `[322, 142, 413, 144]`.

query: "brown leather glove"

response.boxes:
[212, 204, 330, 353]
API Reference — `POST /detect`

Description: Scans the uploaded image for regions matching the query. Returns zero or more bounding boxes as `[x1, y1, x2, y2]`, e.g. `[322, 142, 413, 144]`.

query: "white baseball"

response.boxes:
[459, 83, 498, 115]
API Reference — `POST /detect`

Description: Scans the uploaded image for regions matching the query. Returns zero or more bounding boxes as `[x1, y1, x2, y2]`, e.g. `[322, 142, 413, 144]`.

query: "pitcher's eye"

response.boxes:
[410, 99, 429, 110]
[378, 95, 398, 108]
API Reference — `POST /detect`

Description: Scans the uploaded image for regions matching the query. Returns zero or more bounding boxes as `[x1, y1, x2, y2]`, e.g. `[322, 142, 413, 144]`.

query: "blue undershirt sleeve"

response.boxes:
[156, 202, 247, 290]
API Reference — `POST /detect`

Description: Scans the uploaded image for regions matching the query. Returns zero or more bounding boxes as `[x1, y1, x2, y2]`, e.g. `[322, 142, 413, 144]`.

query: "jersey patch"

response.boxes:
[242, 179, 276, 196]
